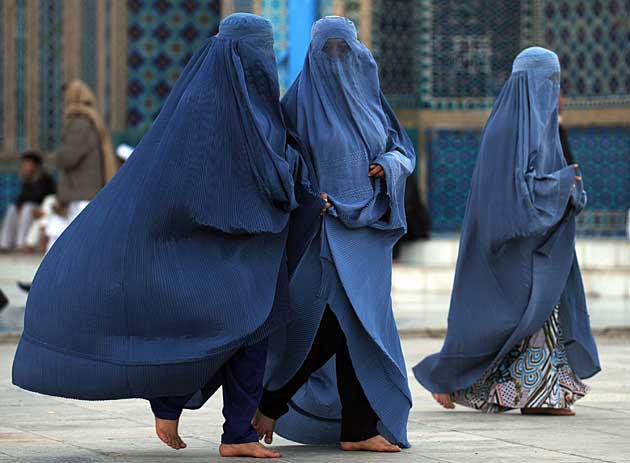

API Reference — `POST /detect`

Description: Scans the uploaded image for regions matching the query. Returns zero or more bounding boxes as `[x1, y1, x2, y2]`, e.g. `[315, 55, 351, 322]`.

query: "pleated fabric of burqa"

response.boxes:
[12, 13, 323, 406]
[265, 16, 415, 447]
[414, 47, 600, 394]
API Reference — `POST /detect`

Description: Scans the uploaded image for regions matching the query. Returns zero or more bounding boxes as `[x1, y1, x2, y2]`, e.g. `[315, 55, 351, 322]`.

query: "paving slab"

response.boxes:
[1, 337, 629, 462]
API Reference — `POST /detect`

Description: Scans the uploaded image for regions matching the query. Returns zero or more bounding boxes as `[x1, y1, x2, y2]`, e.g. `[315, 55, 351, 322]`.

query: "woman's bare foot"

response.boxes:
[219, 442, 281, 458]
[521, 407, 575, 416]
[340, 435, 401, 452]
[155, 417, 187, 450]
[252, 409, 276, 444]
[432, 392, 455, 409]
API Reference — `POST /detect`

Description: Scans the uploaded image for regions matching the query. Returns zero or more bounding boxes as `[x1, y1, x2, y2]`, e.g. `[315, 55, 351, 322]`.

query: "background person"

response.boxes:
[0, 151, 55, 253]
[47, 80, 119, 250]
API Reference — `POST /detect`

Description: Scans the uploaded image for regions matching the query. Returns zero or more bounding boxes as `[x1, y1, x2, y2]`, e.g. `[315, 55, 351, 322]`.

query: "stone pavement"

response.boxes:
[2, 254, 629, 337]
[1, 336, 629, 463]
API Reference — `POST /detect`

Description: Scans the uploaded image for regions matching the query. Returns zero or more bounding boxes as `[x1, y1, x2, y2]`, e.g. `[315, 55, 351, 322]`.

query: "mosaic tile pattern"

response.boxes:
[372, 0, 537, 109]
[0, 164, 59, 219]
[371, 0, 422, 108]
[2, 1, 125, 154]
[374, 0, 629, 109]
[570, 126, 630, 236]
[541, 0, 630, 107]
[416, 0, 533, 109]
[39, 0, 64, 151]
[0, 172, 22, 219]
[15, 0, 27, 151]
[426, 129, 478, 232]
[126, 0, 221, 131]
[81, 0, 98, 92]
[425, 128, 630, 236]
[104, 0, 113, 124]
[0, 0, 3, 150]
[1, 0, 627, 238]
[431, 1, 521, 100]
[571, 127, 630, 211]
[261, 0, 289, 91]
[404, 126, 420, 182]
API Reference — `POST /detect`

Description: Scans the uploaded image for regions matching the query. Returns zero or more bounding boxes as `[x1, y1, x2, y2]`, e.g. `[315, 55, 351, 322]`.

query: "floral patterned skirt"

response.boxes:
[451, 306, 589, 412]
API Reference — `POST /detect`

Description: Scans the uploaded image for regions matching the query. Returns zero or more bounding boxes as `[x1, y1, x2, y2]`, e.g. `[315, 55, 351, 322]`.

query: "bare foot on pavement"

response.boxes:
[219, 442, 281, 458]
[155, 416, 187, 450]
[341, 435, 401, 452]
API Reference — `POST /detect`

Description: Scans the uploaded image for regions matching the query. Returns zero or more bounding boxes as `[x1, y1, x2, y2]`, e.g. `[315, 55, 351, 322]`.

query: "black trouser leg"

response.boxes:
[259, 307, 379, 442]
[335, 337, 379, 442]
[258, 308, 339, 419]
[221, 339, 268, 444]
[149, 339, 268, 445]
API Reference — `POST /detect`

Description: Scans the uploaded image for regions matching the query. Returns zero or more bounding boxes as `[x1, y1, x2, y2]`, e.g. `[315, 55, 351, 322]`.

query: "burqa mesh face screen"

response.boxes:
[322, 38, 352, 60]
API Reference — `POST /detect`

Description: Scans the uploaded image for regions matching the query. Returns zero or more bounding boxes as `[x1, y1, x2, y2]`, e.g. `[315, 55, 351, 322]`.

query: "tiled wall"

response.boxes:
[0, 172, 20, 219]
[1, 0, 128, 155]
[426, 127, 630, 236]
[426, 129, 478, 233]
[370, 0, 630, 236]
[0, 0, 628, 237]
[543, 0, 630, 107]
[371, 0, 630, 109]
[127, 0, 221, 132]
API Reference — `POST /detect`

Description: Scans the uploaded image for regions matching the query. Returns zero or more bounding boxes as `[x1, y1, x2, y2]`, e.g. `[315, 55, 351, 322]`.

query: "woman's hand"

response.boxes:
[368, 164, 385, 178]
[320, 193, 331, 215]
[573, 163, 581, 182]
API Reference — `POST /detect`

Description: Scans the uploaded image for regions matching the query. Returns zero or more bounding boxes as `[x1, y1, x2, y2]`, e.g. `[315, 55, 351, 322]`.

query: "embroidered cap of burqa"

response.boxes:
[13, 13, 314, 402]
[266, 17, 415, 447]
[414, 47, 600, 393]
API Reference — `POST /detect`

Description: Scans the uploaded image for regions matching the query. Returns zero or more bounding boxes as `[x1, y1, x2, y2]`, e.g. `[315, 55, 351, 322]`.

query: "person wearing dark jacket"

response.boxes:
[45, 80, 119, 250]
[0, 151, 56, 252]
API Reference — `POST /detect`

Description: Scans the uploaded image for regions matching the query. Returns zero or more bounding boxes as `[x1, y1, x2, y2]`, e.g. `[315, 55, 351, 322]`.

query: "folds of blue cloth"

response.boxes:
[413, 47, 600, 395]
[266, 231, 412, 448]
[12, 13, 312, 406]
[12, 244, 291, 403]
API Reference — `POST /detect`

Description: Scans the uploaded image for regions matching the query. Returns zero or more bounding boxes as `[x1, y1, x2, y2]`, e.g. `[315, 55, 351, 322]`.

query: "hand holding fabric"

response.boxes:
[368, 164, 385, 178]
[570, 164, 587, 213]
[323, 94, 415, 231]
[320, 193, 332, 215]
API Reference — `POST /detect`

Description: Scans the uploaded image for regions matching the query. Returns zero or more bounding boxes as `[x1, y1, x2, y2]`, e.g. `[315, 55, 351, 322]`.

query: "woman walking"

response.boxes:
[414, 47, 600, 414]
[253, 16, 415, 452]
[12, 13, 323, 458]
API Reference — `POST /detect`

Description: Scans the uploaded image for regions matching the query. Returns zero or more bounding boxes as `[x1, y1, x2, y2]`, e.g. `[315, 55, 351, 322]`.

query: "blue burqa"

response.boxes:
[414, 47, 600, 394]
[265, 17, 415, 447]
[12, 13, 323, 406]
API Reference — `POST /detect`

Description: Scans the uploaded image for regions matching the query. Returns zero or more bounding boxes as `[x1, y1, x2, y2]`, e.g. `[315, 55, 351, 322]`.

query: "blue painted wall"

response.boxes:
[287, 0, 317, 85]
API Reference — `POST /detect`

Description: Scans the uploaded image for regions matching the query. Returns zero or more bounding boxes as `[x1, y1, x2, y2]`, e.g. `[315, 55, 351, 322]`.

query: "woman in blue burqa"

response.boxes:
[252, 16, 415, 452]
[414, 47, 600, 415]
[12, 13, 324, 459]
